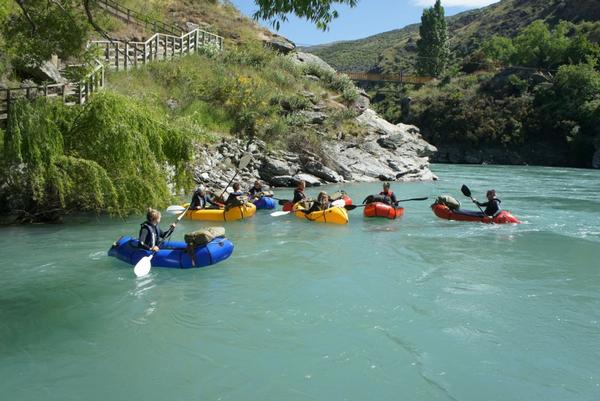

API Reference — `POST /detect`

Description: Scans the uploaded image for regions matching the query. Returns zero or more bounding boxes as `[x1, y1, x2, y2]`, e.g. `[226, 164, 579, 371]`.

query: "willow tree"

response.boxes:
[416, 0, 449, 77]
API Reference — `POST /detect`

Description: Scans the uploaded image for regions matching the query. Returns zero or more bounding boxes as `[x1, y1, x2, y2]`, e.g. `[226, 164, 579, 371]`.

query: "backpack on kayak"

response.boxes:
[184, 226, 226, 247]
[435, 195, 461, 210]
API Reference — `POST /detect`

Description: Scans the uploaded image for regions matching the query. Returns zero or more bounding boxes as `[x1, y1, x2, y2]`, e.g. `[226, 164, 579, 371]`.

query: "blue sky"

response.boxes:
[230, 0, 500, 46]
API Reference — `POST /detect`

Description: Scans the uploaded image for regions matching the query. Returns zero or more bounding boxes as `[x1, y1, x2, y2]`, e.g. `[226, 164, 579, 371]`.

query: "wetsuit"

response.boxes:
[379, 190, 397, 205]
[476, 198, 502, 216]
[292, 188, 306, 204]
[305, 201, 331, 214]
[456, 198, 502, 218]
[225, 191, 245, 207]
[248, 186, 263, 198]
[190, 190, 219, 209]
[138, 221, 173, 250]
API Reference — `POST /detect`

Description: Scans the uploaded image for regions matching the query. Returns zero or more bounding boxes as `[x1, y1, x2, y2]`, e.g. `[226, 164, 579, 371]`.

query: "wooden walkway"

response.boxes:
[1, 0, 223, 124]
[344, 72, 433, 84]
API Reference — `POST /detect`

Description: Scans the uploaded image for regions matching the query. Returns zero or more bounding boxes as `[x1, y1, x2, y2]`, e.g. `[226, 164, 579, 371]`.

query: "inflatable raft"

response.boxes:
[282, 194, 352, 212]
[364, 202, 405, 219]
[108, 236, 234, 269]
[431, 204, 521, 224]
[182, 202, 256, 222]
[253, 196, 276, 210]
[293, 203, 349, 225]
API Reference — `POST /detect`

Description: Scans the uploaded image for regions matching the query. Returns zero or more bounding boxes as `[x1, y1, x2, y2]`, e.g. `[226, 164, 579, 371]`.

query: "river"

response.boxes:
[1, 164, 599, 401]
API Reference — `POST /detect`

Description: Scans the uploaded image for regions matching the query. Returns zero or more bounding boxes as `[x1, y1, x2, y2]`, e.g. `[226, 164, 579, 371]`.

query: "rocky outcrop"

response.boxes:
[19, 60, 67, 84]
[189, 52, 437, 191]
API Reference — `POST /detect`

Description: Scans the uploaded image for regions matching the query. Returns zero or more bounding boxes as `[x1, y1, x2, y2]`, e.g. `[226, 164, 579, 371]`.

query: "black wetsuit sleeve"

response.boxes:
[391, 193, 398, 204]
[292, 190, 305, 204]
[139, 227, 152, 250]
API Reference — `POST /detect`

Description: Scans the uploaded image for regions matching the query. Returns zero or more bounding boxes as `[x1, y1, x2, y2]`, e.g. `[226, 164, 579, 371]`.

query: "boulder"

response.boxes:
[270, 175, 294, 187]
[19, 60, 66, 84]
[352, 89, 371, 114]
[265, 35, 296, 54]
[292, 173, 322, 186]
[299, 110, 327, 125]
[291, 52, 336, 74]
[303, 160, 344, 183]
[259, 158, 291, 180]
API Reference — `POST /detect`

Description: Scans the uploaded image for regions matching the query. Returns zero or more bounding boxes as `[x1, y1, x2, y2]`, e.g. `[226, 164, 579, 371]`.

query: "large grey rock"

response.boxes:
[303, 160, 344, 183]
[593, 149, 600, 169]
[270, 175, 294, 187]
[292, 173, 322, 186]
[265, 35, 296, 54]
[291, 52, 336, 73]
[352, 89, 370, 115]
[20, 60, 66, 84]
[259, 158, 292, 180]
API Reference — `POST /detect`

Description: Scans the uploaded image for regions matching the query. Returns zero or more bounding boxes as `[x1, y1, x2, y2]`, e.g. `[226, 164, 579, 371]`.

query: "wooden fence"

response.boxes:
[94, 0, 183, 36]
[0, 62, 104, 125]
[90, 28, 224, 71]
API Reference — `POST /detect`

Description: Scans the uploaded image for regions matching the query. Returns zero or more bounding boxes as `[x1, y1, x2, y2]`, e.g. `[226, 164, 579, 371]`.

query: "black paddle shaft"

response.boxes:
[461, 185, 486, 215]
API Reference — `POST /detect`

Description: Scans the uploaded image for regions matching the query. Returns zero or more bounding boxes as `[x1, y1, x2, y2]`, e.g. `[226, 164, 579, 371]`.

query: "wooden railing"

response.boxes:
[94, 0, 183, 36]
[90, 28, 224, 71]
[344, 72, 433, 84]
[0, 61, 104, 124]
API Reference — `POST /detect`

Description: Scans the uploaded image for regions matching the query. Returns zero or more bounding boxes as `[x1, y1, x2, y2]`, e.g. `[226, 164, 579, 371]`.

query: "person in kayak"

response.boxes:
[248, 180, 264, 199]
[225, 182, 245, 208]
[190, 187, 220, 210]
[139, 208, 176, 251]
[474, 189, 502, 216]
[305, 191, 331, 214]
[456, 189, 502, 218]
[292, 180, 308, 204]
[380, 182, 398, 205]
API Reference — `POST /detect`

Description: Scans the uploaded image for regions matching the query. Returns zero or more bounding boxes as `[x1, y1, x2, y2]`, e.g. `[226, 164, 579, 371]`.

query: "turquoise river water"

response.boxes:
[1, 164, 599, 401]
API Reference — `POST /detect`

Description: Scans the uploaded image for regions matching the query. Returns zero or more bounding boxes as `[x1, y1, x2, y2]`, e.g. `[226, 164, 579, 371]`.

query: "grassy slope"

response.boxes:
[306, 0, 600, 73]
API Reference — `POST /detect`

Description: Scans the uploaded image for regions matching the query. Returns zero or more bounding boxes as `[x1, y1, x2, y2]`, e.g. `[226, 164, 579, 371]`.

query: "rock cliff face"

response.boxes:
[191, 52, 437, 192]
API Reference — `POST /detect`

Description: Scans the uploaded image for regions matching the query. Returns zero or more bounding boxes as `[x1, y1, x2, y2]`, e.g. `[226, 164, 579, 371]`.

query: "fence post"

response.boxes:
[124, 42, 129, 70]
[115, 42, 120, 70]
[133, 44, 138, 67]
[155, 34, 159, 60]
[6, 89, 11, 122]
[163, 35, 168, 60]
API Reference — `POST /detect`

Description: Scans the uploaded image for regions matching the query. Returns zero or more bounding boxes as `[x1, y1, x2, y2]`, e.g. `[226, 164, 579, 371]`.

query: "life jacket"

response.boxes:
[379, 191, 395, 205]
[139, 221, 159, 249]
[292, 189, 306, 204]
[485, 198, 502, 216]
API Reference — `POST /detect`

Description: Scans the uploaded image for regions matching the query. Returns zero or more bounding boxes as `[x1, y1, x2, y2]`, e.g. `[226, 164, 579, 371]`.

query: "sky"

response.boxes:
[230, 0, 500, 46]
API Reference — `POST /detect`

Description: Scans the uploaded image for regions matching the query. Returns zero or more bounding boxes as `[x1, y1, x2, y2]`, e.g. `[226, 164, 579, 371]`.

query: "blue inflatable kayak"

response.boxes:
[253, 196, 276, 210]
[108, 236, 234, 269]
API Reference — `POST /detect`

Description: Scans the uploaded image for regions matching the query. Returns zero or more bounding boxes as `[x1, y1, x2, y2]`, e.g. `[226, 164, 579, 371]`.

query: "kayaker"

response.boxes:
[248, 180, 264, 199]
[225, 182, 245, 207]
[139, 208, 176, 252]
[380, 182, 398, 205]
[474, 189, 502, 217]
[292, 180, 307, 204]
[190, 187, 220, 210]
[305, 192, 331, 214]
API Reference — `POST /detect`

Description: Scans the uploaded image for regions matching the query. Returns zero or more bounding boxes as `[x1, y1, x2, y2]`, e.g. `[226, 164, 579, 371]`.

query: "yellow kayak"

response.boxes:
[182, 202, 256, 222]
[294, 203, 349, 225]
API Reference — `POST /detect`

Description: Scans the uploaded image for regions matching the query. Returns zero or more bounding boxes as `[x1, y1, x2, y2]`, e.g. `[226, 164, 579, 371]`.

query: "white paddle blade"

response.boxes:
[332, 199, 346, 207]
[134, 255, 153, 277]
[270, 211, 291, 217]
[166, 205, 186, 215]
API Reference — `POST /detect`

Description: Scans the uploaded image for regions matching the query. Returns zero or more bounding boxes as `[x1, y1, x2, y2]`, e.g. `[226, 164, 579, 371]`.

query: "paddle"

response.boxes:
[270, 199, 346, 217]
[217, 153, 252, 201]
[461, 184, 487, 216]
[343, 197, 429, 211]
[134, 204, 190, 278]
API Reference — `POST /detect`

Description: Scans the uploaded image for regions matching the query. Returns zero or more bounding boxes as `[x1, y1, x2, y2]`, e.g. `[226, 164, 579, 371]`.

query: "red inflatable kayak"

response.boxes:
[431, 204, 521, 224]
[364, 202, 404, 219]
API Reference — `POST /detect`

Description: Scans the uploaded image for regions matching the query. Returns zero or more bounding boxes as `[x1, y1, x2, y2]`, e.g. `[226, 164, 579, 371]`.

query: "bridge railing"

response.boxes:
[344, 72, 433, 84]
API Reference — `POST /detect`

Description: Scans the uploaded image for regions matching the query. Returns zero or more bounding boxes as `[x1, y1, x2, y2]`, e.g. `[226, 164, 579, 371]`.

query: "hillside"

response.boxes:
[305, 0, 600, 73]
[0, 0, 436, 222]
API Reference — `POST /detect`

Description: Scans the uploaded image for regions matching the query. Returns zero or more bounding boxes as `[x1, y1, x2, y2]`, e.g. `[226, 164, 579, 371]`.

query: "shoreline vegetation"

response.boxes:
[306, 0, 600, 169]
[0, 1, 435, 223]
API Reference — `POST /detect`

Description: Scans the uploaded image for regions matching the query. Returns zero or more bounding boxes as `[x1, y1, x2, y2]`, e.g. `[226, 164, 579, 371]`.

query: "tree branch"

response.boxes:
[14, 0, 37, 34]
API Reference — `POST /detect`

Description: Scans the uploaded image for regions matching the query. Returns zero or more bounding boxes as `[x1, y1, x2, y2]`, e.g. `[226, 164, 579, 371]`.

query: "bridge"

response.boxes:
[342, 72, 433, 84]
